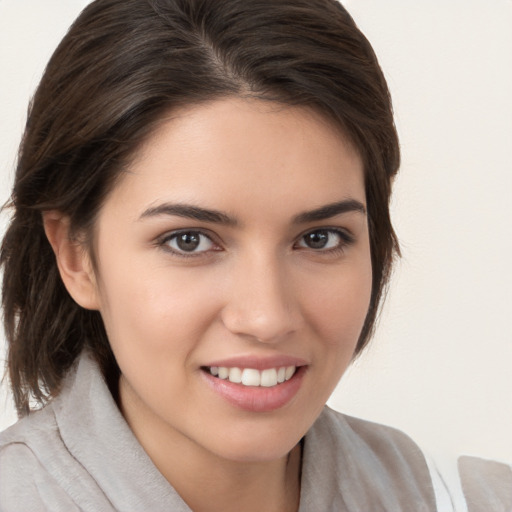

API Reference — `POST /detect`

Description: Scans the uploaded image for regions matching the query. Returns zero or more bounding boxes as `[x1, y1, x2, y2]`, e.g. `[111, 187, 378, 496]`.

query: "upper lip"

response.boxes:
[202, 355, 308, 371]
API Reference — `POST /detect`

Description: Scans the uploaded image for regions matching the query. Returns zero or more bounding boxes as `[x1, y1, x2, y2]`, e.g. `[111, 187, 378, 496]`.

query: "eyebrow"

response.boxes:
[292, 199, 366, 224]
[139, 203, 237, 226]
[139, 199, 366, 226]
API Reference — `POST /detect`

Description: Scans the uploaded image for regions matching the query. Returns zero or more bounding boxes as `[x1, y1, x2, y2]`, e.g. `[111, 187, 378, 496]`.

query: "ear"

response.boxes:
[43, 211, 100, 310]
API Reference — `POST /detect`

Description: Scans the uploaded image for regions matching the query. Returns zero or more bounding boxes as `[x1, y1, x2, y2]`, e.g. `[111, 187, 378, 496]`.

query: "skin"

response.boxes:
[46, 98, 372, 512]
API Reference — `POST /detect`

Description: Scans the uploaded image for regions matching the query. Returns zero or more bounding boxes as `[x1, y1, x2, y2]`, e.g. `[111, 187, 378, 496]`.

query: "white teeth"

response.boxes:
[228, 367, 242, 384]
[242, 368, 261, 386]
[218, 367, 229, 379]
[209, 365, 297, 387]
[260, 368, 278, 387]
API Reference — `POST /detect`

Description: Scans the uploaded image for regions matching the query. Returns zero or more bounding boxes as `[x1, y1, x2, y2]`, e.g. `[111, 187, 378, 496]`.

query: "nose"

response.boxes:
[220, 254, 302, 344]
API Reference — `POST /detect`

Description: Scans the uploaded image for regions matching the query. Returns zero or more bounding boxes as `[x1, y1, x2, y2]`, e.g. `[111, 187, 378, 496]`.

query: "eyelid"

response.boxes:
[294, 226, 355, 251]
[154, 226, 355, 258]
[156, 228, 223, 257]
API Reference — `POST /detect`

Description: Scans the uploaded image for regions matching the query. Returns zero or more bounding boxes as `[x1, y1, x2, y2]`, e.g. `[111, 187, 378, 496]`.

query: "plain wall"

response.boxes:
[1, 0, 511, 465]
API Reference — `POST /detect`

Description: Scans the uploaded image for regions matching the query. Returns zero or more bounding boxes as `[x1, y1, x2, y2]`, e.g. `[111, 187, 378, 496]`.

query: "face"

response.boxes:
[87, 98, 372, 463]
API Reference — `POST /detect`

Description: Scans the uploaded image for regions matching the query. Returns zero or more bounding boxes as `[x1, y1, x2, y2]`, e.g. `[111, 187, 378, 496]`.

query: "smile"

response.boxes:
[206, 366, 297, 387]
[202, 364, 305, 412]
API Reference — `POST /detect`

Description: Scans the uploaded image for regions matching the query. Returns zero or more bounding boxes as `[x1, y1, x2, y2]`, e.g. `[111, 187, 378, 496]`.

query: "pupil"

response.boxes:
[177, 232, 200, 251]
[306, 231, 328, 249]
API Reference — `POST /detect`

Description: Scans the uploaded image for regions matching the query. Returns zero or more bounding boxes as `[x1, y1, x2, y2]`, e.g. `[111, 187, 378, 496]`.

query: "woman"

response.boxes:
[0, 1, 509, 511]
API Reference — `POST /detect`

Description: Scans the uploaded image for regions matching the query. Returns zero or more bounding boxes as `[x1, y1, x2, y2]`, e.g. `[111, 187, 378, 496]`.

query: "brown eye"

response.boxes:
[302, 230, 330, 249]
[165, 231, 215, 253]
[296, 229, 353, 251]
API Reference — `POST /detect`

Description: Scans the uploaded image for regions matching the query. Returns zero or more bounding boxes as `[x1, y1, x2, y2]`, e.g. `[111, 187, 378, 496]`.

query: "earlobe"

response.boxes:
[42, 211, 100, 310]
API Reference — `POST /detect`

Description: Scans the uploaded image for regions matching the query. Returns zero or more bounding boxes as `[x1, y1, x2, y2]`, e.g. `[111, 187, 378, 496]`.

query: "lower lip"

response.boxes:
[201, 366, 306, 413]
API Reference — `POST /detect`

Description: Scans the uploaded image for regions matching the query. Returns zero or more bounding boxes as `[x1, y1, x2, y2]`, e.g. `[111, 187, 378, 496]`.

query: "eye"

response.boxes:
[296, 228, 352, 251]
[161, 230, 217, 255]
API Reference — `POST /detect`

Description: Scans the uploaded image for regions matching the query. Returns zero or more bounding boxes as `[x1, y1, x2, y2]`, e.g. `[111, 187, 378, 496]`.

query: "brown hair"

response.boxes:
[1, 0, 400, 415]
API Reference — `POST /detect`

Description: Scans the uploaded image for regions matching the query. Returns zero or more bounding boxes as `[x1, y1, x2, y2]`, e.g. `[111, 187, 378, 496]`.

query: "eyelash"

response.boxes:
[294, 227, 355, 256]
[157, 229, 221, 258]
[157, 227, 355, 258]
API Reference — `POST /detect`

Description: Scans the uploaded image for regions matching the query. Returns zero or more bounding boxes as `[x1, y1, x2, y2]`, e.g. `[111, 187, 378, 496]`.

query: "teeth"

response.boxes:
[228, 367, 242, 384]
[208, 365, 297, 387]
[242, 368, 260, 386]
[260, 368, 277, 387]
[218, 367, 229, 379]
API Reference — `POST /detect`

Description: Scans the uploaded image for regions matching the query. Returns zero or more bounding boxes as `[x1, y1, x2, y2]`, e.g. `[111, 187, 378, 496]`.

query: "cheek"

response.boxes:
[302, 258, 373, 350]
[95, 257, 223, 357]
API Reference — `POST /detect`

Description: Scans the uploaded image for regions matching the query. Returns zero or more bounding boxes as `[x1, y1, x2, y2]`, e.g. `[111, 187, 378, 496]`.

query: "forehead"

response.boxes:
[106, 98, 365, 222]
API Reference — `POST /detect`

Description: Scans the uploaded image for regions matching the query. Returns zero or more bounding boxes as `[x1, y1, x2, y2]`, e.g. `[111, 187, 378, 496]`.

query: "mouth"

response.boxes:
[201, 365, 297, 388]
[200, 362, 307, 412]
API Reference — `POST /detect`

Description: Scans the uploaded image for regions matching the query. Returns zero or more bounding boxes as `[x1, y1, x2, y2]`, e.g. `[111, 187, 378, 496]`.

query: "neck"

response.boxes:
[163, 442, 302, 512]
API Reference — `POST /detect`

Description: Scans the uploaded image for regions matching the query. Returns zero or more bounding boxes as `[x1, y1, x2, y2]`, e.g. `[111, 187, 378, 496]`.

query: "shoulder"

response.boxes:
[458, 455, 512, 512]
[314, 406, 430, 468]
[0, 403, 56, 447]
[0, 443, 81, 512]
[0, 441, 45, 512]
[0, 403, 66, 468]
[307, 408, 512, 512]
[301, 407, 437, 511]
[0, 408, 81, 511]
[0, 401, 114, 512]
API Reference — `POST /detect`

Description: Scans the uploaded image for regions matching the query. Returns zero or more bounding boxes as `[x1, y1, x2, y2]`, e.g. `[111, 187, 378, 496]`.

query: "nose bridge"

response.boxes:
[221, 247, 299, 343]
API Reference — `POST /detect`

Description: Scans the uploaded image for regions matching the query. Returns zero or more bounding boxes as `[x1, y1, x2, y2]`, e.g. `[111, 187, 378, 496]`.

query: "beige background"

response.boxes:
[1, 0, 511, 466]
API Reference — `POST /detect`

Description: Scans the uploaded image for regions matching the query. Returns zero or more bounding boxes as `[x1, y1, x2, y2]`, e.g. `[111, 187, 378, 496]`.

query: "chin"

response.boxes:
[205, 426, 303, 463]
